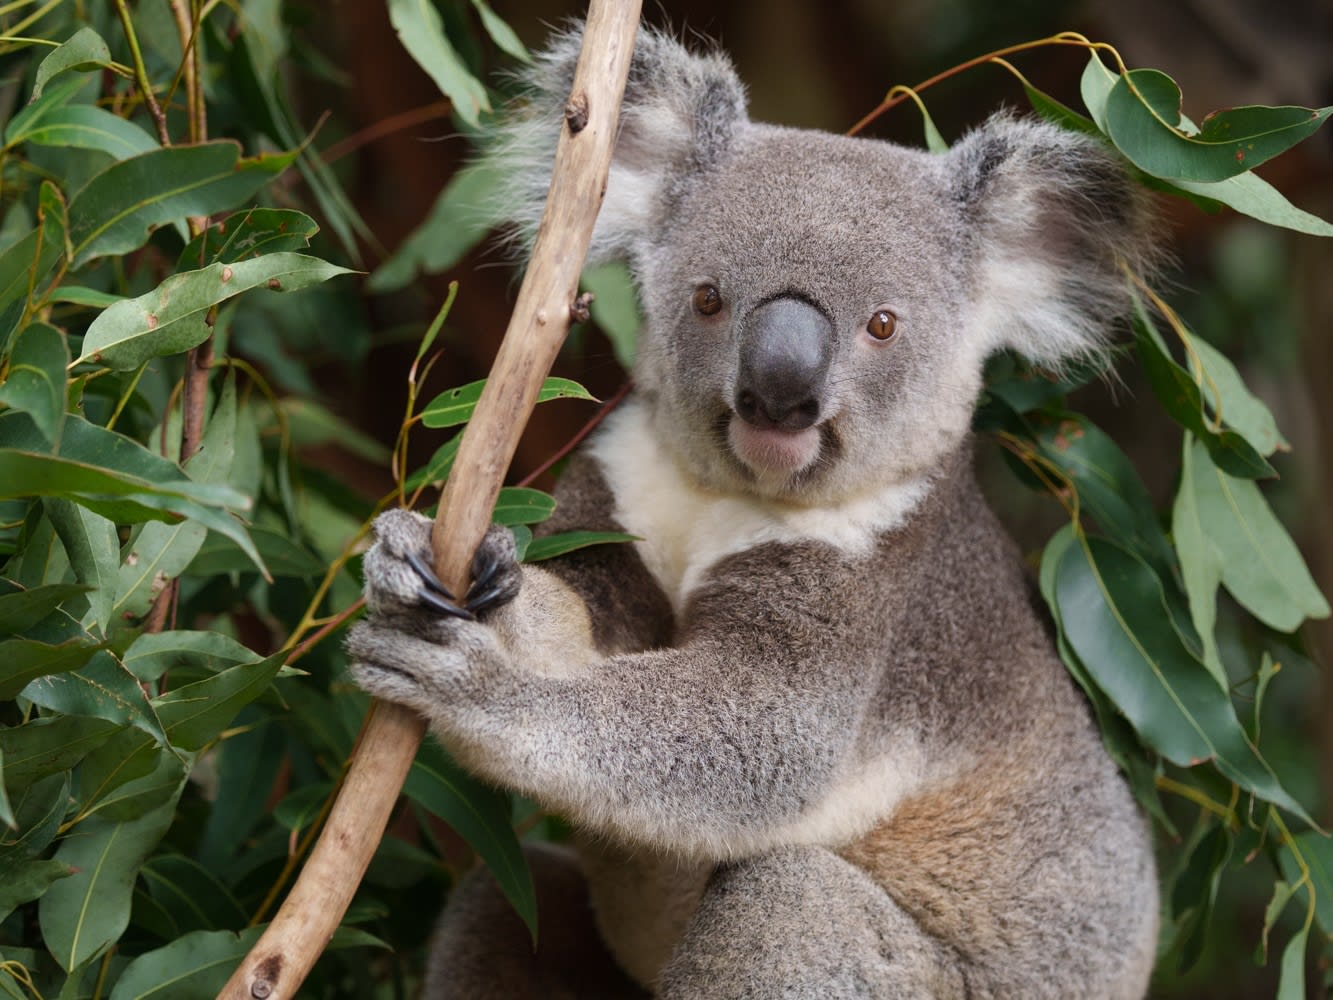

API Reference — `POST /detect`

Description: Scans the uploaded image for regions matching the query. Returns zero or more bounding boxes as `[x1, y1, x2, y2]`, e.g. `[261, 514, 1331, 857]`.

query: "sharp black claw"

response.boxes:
[407, 550, 458, 600]
[465, 583, 506, 614]
[418, 586, 476, 621]
[470, 546, 500, 590]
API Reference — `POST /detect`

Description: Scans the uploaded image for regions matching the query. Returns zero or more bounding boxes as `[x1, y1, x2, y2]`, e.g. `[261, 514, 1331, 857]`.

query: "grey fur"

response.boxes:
[350, 22, 1158, 999]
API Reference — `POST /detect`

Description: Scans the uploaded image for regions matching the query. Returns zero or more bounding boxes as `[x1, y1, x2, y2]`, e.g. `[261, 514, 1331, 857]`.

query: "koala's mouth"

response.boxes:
[719, 411, 841, 487]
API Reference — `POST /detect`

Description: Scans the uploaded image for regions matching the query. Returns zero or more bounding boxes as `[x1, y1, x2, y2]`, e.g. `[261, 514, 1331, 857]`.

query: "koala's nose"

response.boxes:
[735, 296, 833, 431]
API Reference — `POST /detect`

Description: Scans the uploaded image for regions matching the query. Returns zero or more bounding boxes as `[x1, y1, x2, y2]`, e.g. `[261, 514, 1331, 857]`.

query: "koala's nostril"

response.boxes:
[736, 388, 759, 423]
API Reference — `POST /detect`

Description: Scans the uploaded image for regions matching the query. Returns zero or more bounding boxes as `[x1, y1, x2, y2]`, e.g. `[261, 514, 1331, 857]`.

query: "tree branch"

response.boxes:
[218, 4, 643, 997]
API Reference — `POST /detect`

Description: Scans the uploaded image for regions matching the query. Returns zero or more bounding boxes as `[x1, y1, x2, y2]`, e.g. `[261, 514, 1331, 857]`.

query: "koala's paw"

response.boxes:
[362, 509, 521, 623]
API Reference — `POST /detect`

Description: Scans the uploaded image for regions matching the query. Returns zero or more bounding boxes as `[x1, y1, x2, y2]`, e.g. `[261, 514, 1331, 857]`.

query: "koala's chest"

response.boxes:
[588, 400, 925, 612]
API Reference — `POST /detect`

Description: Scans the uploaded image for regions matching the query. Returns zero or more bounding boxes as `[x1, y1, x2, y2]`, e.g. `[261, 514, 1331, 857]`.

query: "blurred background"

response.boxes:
[287, 1, 1332, 994]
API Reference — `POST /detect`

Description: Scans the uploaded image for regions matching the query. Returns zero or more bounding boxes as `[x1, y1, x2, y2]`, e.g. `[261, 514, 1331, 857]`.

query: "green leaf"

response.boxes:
[107, 927, 263, 1000]
[32, 28, 115, 100]
[0, 636, 104, 700]
[1182, 437, 1329, 632]
[45, 498, 119, 635]
[40, 789, 183, 972]
[582, 263, 640, 370]
[0, 749, 11, 828]
[186, 525, 323, 578]
[176, 208, 319, 270]
[278, 397, 392, 464]
[1106, 68, 1331, 182]
[1275, 924, 1309, 1000]
[404, 740, 536, 940]
[1023, 81, 1100, 136]
[0, 183, 69, 349]
[21, 650, 170, 749]
[0, 857, 75, 922]
[1170, 822, 1232, 971]
[0, 715, 117, 795]
[66, 142, 297, 267]
[195, 719, 284, 870]
[369, 161, 505, 292]
[492, 487, 556, 526]
[78, 253, 354, 371]
[82, 748, 187, 824]
[0, 580, 87, 634]
[1171, 440, 1226, 686]
[140, 854, 247, 933]
[113, 519, 208, 622]
[404, 433, 461, 492]
[470, 0, 530, 62]
[47, 286, 123, 309]
[421, 376, 595, 429]
[0, 773, 70, 863]
[1171, 170, 1333, 237]
[1054, 533, 1314, 825]
[1132, 302, 1274, 479]
[153, 653, 284, 751]
[1278, 831, 1333, 935]
[0, 413, 260, 568]
[1188, 335, 1288, 457]
[523, 530, 637, 563]
[387, 0, 491, 128]
[0, 323, 69, 445]
[122, 630, 261, 684]
[7, 105, 157, 160]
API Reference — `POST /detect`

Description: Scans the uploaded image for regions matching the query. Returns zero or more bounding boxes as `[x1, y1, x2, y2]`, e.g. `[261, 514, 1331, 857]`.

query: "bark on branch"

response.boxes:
[218, 3, 642, 997]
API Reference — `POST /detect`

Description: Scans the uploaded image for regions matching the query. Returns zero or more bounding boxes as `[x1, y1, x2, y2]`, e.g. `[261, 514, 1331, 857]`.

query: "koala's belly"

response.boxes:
[575, 834, 713, 988]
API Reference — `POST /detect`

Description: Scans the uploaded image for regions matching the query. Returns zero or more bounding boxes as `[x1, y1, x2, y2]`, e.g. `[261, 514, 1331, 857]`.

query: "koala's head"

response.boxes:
[493, 26, 1153, 507]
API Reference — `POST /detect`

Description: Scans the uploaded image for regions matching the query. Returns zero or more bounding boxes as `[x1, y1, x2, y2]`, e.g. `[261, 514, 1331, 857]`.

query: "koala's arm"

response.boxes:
[349, 512, 874, 857]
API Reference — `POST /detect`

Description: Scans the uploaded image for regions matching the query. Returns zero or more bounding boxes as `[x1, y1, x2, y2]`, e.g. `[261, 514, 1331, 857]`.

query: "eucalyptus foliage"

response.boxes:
[0, 4, 1328, 999]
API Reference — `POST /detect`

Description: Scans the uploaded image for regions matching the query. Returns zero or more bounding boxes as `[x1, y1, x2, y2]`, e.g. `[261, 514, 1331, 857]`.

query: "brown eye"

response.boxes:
[692, 284, 723, 316]
[867, 309, 898, 341]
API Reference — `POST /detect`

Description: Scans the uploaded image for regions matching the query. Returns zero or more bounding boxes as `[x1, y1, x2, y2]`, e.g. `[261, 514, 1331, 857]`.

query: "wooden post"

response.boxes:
[218, 3, 642, 996]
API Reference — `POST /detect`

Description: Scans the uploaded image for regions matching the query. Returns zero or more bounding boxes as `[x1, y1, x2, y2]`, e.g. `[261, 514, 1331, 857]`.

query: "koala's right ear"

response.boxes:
[486, 23, 748, 264]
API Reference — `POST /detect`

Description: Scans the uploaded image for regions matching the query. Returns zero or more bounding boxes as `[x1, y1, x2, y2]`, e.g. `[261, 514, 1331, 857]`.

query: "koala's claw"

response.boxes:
[406, 549, 477, 622]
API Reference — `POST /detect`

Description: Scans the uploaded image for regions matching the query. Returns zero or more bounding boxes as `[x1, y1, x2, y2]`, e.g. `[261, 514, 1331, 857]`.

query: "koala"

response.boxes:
[349, 23, 1159, 1000]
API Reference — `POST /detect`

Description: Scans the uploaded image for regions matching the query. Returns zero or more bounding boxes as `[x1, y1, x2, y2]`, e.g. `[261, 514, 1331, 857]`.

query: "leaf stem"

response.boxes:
[1155, 774, 1237, 823]
[112, 0, 170, 146]
[847, 33, 1125, 136]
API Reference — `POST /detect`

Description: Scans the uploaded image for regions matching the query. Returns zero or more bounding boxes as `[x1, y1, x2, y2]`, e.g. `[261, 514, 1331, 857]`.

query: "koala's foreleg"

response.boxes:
[348, 510, 870, 857]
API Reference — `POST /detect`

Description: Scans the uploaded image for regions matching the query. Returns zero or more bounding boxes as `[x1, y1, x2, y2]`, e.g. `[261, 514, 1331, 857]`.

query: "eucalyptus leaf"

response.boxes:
[67, 142, 297, 267]
[421, 376, 595, 429]
[387, 0, 491, 128]
[122, 630, 262, 684]
[523, 530, 638, 563]
[469, 0, 530, 62]
[492, 487, 556, 526]
[152, 653, 285, 751]
[0, 636, 105, 700]
[140, 854, 248, 933]
[40, 788, 183, 971]
[370, 160, 506, 292]
[1054, 534, 1313, 825]
[0, 580, 87, 634]
[0, 323, 68, 446]
[1182, 437, 1328, 632]
[0, 858, 75, 923]
[7, 105, 157, 160]
[1171, 442, 1226, 686]
[1106, 68, 1331, 182]
[404, 740, 536, 940]
[0, 715, 117, 794]
[44, 499, 118, 635]
[177, 208, 319, 270]
[31, 28, 115, 100]
[21, 650, 170, 749]
[78, 253, 354, 371]
[107, 928, 262, 1000]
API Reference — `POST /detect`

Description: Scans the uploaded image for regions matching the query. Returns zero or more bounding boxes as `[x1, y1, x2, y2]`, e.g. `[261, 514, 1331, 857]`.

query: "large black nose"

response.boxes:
[734, 296, 833, 431]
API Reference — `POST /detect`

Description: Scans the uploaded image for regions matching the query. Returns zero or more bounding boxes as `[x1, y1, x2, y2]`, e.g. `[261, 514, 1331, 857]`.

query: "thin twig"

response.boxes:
[112, 0, 170, 145]
[516, 378, 633, 487]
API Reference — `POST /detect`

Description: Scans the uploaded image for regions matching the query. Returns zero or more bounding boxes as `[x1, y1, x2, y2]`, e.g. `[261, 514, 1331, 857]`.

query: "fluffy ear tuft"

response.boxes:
[952, 114, 1158, 370]
[484, 22, 748, 265]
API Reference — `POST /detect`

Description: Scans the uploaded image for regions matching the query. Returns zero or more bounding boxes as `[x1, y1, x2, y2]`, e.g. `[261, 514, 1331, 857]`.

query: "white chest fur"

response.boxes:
[588, 399, 930, 611]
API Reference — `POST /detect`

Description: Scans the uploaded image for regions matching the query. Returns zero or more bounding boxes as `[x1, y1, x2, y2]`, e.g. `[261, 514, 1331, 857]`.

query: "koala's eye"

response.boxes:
[867, 309, 898, 342]
[692, 284, 723, 317]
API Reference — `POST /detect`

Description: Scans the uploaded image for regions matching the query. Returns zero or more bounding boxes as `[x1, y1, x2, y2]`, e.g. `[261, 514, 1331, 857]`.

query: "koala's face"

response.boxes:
[633, 127, 989, 506]
[496, 28, 1148, 506]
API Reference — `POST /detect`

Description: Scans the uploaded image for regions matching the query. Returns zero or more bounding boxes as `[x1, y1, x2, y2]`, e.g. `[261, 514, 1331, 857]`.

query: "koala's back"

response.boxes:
[537, 406, 1158, 996]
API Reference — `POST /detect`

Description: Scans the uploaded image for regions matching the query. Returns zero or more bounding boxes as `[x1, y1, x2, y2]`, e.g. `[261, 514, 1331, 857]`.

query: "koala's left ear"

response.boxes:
[950, 115, 1155, 367]
[487, 23, 749, 266]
